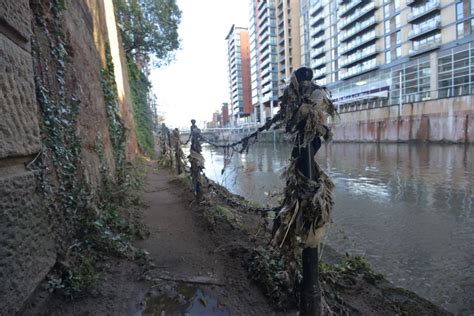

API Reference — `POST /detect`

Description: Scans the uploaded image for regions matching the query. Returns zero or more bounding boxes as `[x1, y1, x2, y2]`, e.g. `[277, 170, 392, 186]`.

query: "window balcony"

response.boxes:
[310, 23, 325, 37]
[340, 2, 376, 30]
[409, 38, 441, 56]
[338, 0, 363, 17]
[310, 2, 323, 16]
[408, 19, 441, 40]
[406, 0, 417, 6]
[339, 16, 376, 42]
[310, 57, 326, 69]
[310, 12, 324, 27]
[339, 30, 378, 55]
[313, 67, 327, 79]
[340, 58, 378, 79]
[407, 1, 440, 23]
[311, 46, 325, 58]
[310, 34, 326, 48]
[340, 45, 378, 67]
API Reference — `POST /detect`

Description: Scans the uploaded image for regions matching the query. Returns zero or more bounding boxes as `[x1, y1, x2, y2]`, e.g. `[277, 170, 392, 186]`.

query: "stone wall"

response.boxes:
[0, 0, 139, 313]
[331, 96, 473, 143]
[0, 0, 56, 313]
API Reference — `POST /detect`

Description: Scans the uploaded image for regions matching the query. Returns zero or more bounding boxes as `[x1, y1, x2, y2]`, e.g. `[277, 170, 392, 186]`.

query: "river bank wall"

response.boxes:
[0, 1, 138, 313]
[330, 95, 473, 143]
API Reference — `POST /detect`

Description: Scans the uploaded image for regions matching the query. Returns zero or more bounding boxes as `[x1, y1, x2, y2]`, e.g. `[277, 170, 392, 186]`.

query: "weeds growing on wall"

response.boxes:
[31, 0, 148, 298]
[100, 45, 127, 182]
[128, 59, 156, 157]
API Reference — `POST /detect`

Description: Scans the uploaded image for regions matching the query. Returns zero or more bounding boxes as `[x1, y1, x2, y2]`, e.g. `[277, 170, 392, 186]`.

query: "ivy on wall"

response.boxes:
[127, 59, 155, 157]
[29, 0, 147, 297]
[100, 45, 126, 181]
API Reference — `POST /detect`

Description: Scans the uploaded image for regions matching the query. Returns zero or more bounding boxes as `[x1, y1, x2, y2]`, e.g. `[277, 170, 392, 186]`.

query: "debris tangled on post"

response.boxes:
[157, 67, 336, 314]
[170, 128, 185, 174]
[271, 67, 335, 316]
[189, 119, 204, 199]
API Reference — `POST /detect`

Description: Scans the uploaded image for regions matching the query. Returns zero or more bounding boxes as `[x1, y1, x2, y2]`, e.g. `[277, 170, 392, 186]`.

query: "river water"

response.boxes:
[200, 142, 473, 314]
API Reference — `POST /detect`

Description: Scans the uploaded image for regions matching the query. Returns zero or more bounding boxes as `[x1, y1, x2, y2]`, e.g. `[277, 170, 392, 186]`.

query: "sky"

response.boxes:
[148, 0, 249, 129]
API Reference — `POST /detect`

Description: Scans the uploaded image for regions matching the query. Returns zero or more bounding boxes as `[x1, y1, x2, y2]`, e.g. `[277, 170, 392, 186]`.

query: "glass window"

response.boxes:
[384, 5, 390, 17]
[396, 31, 401, 44]
[472, 0, 474, 15]
[457, 22, 464, 39]
[456, 2, 464, 20]
[385, 20, 391, 32]
[394, 0, 400, 11]
[385, 35, 391, 49]
[396, 46, 401, 57]
[395, 15, 401, 28]
[386, 51, 392, 63]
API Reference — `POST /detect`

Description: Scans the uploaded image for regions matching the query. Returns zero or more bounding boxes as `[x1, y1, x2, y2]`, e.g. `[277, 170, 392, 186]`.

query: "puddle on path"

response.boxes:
[139, 284, 229, 316]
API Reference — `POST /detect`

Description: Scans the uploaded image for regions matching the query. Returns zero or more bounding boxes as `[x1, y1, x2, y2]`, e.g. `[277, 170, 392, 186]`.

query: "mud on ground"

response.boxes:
[22, 161, 450, 315]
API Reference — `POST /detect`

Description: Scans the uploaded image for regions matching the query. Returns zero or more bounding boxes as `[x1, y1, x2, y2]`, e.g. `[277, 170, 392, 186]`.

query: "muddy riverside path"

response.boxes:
[133, 163, 278, 315]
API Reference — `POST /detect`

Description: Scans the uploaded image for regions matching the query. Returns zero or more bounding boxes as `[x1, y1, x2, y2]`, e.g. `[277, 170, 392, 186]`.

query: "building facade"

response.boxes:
[249, 0, 279, 123]
[225, 25, 253, 125]
[276, 0, 302, 94]
[299, 0, 474, 113]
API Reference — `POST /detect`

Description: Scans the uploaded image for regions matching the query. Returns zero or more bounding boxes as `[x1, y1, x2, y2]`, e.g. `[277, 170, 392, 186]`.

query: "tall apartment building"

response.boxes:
[249, 0, 279, 123]
[249, 0, 302, 122]
[301, 0, 474, 111]
[276, 0, 302, 94]
[225, 25, 253, 125]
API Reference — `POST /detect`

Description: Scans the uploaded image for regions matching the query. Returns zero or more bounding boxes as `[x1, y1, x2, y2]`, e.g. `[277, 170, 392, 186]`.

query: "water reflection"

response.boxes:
[202, 143, 473, 314]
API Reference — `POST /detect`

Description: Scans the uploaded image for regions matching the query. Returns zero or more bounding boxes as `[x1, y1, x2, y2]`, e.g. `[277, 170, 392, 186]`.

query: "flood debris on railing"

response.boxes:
[157, 67, 336, 315]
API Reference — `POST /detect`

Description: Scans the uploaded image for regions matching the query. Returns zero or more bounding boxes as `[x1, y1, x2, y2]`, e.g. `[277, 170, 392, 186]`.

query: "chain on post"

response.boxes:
[189, 119, 204, 199]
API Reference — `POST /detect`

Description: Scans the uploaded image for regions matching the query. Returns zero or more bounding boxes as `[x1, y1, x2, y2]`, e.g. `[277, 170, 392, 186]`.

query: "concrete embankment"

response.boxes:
[331, 95, 473, 143]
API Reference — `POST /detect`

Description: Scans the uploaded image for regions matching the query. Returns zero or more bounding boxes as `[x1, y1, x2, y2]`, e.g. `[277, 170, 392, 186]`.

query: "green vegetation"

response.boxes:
[247, 247, 298, 309]
[101, 45, 126, 180]
[128, 59, 155, 156]
[113, 0, 182, 157]
[113, 0, 181, 65]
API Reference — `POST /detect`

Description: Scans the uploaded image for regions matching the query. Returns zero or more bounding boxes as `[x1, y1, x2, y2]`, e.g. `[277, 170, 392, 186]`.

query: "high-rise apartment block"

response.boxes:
[303, 0, 474, 111]
[238, 0, 473, 126]
[225, 25, 253, 125]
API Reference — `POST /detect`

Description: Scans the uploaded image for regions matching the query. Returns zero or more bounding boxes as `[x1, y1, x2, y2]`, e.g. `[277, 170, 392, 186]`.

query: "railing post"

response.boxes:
[189, 119, 203, 199]
[172, 128, 182, 174]
[292, 132, 323, 316]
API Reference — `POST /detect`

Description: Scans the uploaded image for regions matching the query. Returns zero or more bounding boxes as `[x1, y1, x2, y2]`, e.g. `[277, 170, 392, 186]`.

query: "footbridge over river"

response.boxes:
[179, 126, 264, 144]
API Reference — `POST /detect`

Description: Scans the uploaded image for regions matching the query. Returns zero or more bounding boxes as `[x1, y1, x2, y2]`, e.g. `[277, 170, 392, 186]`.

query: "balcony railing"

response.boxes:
[340, 16, 376, 42]
[340, 30, 378, 55]
[340, 45, 378, 67]
[339, 0, 362, 17]
[310, 12, 324, 26]
[407, 1, 440, 22]
[310, 23, 325, 37]
[409, 38, 441, 56]
[311, 46, 325, 58]
[408, 18, 441, 39]
[311, 58, 326, 69]
[340, 58, 378, 79]
[310, 35, 326, 48]
[340, 2, 376, 29]
[310, 1, 323, 16]
[313, 67, 327, 78]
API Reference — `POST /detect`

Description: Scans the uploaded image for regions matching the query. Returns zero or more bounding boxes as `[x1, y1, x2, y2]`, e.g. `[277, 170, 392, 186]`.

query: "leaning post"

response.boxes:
[171, 128, 183, 174]
[189, 119, 203, 199]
